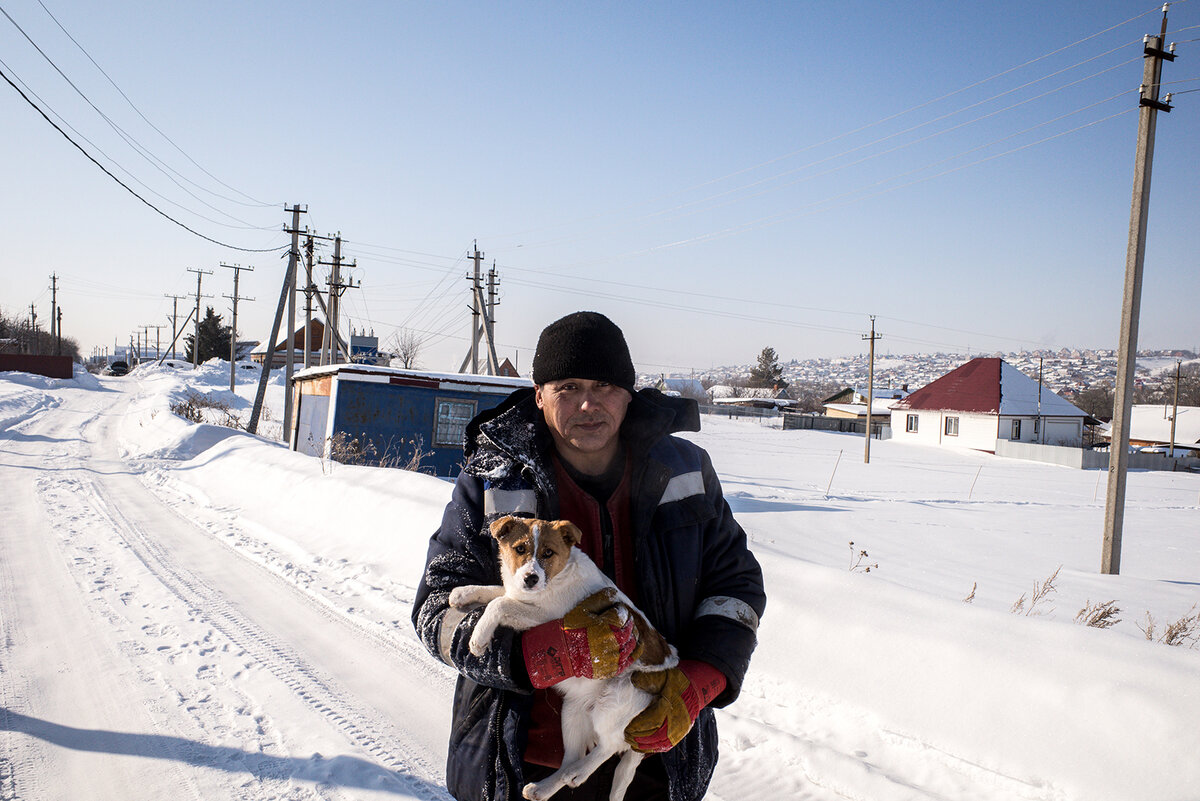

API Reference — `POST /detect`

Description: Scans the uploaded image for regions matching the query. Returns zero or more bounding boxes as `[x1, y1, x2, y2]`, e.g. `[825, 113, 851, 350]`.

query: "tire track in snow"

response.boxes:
[78, 471, 450, 800]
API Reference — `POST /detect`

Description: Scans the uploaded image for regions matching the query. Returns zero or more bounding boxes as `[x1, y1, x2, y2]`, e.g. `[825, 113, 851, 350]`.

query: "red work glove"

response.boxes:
[522, 588, 642, 688]
[625, 659, 727, 753]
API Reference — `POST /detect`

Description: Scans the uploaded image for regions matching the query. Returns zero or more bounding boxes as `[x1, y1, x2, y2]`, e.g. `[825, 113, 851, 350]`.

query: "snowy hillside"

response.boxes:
[1, 361, 1198, 801]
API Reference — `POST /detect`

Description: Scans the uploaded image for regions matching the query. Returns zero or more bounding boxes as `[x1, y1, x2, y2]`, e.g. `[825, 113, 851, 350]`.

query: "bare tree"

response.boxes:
[390, 328, 423, 369]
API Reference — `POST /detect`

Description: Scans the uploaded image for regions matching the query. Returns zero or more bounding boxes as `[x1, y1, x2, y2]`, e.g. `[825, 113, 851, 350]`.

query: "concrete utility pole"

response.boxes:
[862, 316, 882, 464]
[470, 245, 483, 374]
[1169, 360, 1180, 458]
[144, 324, 165, 361]
[28, 304, 37, 354]
[56, 307, 62, 357]
[303, 234, 316, 369]
[49, 273, 58, 350]
[318, 233, 358, 366]
[223, 263, 255, 391]
[187, 267, 214, 369]
[1102, 13, 1174, 576]
[164, 293, 187, 360]
[249, 204, 305, 437]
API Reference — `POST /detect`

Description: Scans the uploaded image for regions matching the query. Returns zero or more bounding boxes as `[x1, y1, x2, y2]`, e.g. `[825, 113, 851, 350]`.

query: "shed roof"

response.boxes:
[894, 358, 1086, 417]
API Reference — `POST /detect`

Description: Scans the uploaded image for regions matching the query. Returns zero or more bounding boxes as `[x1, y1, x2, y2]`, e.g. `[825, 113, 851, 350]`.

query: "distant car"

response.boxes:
[105, 360, 129, 376]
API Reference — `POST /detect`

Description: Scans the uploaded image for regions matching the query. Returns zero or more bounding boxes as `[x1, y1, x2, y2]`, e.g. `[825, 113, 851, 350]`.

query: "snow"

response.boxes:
[2, 361, 1198, 801]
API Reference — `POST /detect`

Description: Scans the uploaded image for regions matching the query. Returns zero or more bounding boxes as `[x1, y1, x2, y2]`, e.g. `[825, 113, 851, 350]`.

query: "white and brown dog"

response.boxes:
[449, 515, 678, 801]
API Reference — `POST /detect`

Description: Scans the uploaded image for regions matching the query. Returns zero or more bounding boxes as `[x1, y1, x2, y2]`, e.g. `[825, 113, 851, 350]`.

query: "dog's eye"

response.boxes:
[514, 544, 526, 555]
[541, 548, 555, 559]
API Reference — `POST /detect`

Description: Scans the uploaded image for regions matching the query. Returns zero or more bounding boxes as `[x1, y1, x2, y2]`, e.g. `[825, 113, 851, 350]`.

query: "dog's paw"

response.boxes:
[522, 782, 547, 801]
[468, 629, 493, 656]
[448, 586, 473, 608]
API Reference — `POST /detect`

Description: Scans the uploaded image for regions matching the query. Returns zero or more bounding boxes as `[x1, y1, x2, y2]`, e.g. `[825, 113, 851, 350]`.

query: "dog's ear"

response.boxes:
[489, 515, 526, 542]
[554, 521, 582, 550]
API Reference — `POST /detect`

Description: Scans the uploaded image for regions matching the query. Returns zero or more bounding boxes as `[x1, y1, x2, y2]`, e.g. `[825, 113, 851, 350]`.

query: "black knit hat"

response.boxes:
[531, 311, 636, 391]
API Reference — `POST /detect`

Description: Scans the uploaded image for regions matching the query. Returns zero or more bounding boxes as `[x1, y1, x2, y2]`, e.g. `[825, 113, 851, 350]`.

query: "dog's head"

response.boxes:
[490, 516, 581, 596]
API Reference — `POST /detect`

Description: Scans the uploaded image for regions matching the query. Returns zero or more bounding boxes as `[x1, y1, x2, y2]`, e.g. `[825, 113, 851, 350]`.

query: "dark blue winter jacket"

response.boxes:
[412, 387, 766, 801]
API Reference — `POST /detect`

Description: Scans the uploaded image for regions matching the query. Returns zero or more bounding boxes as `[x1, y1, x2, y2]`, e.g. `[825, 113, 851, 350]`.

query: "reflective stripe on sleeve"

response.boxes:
[484, 488, 538, 517]
[438, 606, 469, 665]
[658, 471, 704, 505]
[695, 595, 759, 633]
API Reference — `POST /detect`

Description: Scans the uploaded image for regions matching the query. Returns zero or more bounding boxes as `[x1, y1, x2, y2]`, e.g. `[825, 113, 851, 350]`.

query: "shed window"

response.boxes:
[906, 414, 919, 433]
[435, 399, 477, 447]
[945, 416, 959, 436]
[1011, 419, 1022, 440]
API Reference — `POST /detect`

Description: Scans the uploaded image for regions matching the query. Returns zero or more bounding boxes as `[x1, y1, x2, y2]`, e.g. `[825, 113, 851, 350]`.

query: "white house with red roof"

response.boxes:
[890, 358, 1090, 452]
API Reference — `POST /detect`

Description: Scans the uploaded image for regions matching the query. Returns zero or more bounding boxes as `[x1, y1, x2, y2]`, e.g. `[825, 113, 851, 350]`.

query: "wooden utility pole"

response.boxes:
[863, 316, 882, 464]
[187, 267, 213, 369]
[248, 204, 304, 436]
[1102, 15, 1174, 575]
[222, 263, 255, 390]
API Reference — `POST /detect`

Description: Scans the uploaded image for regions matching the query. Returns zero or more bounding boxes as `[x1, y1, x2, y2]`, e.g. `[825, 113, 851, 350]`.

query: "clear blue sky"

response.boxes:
[2, 1, 1197, 375]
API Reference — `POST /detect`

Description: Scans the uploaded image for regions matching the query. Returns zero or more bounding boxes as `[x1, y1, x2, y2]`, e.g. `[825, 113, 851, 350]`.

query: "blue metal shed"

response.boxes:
[290, 364, 531, 476]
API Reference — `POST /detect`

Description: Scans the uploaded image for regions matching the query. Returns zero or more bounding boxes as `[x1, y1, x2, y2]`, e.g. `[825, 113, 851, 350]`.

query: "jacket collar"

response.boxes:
[466, 387, 700, 472]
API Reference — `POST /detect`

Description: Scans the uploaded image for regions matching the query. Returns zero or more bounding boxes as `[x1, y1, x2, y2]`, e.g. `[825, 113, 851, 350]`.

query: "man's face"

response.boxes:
[535, 378, 632, 474]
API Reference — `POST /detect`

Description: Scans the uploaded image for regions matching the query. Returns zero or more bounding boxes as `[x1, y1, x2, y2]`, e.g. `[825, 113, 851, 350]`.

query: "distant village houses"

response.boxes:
[890, 357, 1092, 452]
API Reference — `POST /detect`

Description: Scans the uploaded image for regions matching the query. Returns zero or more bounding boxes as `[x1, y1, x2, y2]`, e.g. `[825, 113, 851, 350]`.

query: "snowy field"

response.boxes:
[1, 361, 1198, 801]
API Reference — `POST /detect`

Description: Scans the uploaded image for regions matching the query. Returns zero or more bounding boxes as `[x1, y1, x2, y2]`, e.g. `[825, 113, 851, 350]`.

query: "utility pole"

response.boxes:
[458, 245, 500, 375]
[249, 204, 304, 437]
[469, 245, 483, 374]
[56, 307, 62, 357]
[1169, 360, 1180, 458]
[223, 263, 255, 390]
[49, 273, 58, 351]
[303, 234, 316, 369]
[862, 316, 882, 464]
[1037, 357, 1044, 444]
[28, 304, 37, 354]
[318, 233, 359, 366]
[484, 261, 500, 375]
[144, 324, 165, 361]
[1102, 11, 1174, 575]
[187, 267, 213, 369]
[164, 293, 187, 360]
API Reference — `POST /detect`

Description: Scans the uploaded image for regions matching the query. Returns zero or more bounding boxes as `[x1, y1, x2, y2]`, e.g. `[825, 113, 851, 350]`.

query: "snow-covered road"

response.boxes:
[2, 364, 1198, 801]
[1, 376, 451, 800]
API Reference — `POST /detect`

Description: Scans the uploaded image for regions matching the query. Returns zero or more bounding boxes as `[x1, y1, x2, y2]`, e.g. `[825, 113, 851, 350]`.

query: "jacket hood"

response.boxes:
[464, 386, 700, 467]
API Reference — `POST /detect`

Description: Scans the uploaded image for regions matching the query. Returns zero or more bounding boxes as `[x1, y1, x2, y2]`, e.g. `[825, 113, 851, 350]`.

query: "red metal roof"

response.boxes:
[894, 358, 1002, 413]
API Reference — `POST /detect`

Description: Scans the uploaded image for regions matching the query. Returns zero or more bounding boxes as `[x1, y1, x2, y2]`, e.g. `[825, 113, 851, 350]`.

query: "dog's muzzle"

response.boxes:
[523, 573, 540, 589]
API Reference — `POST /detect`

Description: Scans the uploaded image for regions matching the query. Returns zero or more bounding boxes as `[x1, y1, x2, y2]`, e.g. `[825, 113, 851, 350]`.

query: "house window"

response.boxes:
[435, 399, 477, 447]
[906, 414, 919, 433]
[1011, 419, 1022, 440]
[945, 416, 959, 436]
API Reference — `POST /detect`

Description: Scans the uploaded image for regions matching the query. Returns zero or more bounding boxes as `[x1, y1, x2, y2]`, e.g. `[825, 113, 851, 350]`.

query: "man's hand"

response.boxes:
[522, 588, 642, 688]
[625, 660, 727, 753]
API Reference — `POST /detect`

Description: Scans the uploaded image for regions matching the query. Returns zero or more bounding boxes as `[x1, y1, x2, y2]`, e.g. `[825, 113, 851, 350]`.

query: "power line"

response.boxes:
[478, 5, 1164, 248]
[0, 62, 286, 253]
[32, 0, 277, 209]
[0, 2, 275, 228]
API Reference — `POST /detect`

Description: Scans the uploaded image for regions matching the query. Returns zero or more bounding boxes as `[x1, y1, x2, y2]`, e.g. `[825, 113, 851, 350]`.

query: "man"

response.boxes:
[413, 311, 765, 801]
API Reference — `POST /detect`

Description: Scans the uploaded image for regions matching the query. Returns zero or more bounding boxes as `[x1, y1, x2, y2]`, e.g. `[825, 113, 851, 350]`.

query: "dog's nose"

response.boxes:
[524, 573, 540, 589]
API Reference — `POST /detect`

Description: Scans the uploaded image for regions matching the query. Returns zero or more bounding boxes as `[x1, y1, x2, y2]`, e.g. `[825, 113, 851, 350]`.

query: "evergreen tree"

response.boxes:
[184, 306, 233, 363]
[748, 346, 787, 388]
